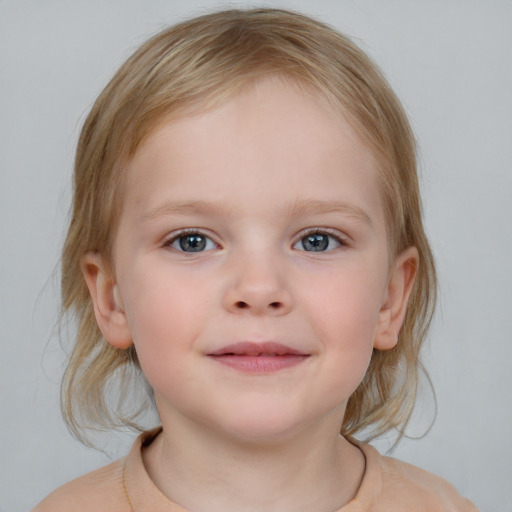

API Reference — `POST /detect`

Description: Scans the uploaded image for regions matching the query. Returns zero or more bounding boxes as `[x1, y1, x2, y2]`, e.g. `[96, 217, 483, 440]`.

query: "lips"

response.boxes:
[208, 341, 305, 357]
[207, 342, 309, 373]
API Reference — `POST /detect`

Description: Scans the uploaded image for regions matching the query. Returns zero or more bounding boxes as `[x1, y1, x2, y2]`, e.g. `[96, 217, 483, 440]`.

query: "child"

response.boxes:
[34, 8, 478, 511]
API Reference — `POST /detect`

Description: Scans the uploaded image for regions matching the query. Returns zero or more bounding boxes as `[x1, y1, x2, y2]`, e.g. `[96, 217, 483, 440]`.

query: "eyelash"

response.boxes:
[162, 227, 349, 254]
[163, 229, 219, 253]
[293, 228, 348, 253]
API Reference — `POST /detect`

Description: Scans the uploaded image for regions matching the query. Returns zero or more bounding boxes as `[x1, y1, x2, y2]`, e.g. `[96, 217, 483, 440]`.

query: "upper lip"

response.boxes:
[207, 342, 307, 356]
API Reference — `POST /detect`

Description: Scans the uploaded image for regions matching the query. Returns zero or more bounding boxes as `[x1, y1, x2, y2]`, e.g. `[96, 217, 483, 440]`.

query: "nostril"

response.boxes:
[232, 300, 286, 311]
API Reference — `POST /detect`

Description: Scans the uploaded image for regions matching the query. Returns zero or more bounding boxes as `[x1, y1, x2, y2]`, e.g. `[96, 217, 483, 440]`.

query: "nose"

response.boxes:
[222, 253, 293, 316]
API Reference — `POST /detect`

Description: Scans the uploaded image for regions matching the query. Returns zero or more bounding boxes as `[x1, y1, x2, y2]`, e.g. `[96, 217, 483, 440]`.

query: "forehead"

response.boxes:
[121, 76, 384, 229]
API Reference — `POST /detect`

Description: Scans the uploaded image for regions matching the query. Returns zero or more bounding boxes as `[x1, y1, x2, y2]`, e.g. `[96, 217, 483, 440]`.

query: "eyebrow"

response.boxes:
[143, 198, 373, 227]
[287, 199, 373, 226]
[143, 200, 230, 221]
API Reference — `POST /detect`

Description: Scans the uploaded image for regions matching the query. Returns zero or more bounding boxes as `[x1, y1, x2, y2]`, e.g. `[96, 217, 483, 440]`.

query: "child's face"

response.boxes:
[86, 77, 415, 441]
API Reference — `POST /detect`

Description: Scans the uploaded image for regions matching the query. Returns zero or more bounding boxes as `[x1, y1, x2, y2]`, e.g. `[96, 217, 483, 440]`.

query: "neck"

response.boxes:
[143, 410, 365, 512]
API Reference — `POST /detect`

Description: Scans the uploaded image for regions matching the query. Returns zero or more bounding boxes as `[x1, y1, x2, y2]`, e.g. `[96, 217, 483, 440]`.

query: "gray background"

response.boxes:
[1, 1, 511, 510]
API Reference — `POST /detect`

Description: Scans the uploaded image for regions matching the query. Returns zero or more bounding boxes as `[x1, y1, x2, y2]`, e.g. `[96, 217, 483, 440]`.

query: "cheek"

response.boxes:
[303, 266, 385, 344]
[120, 267, 208, 385]
[299, 265, 386, 392]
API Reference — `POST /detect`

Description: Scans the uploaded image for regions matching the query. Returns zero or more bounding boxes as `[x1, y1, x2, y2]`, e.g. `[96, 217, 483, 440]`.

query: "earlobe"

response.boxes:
[81, 252, 133, 349]
[374, 246, 418, 351]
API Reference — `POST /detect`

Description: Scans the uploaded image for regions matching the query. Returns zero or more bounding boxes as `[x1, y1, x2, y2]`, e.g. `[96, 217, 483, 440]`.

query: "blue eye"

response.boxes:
[295, 232, 342, 252]
[169, 232, 217, 252]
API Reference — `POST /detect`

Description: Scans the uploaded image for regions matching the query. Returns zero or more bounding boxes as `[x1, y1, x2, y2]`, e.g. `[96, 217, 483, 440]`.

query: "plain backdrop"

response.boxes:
[1, 1, 511, 510]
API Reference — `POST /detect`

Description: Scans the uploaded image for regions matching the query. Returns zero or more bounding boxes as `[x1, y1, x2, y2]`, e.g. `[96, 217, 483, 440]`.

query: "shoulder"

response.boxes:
[32, 428, 163, 512]
[32, 458, 129, 512]
[380, 453, 478, 510]
[357, 443, 479, 511]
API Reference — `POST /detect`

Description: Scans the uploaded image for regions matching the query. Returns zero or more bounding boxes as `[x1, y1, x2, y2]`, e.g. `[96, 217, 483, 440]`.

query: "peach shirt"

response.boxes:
[34, 428, 479, 512]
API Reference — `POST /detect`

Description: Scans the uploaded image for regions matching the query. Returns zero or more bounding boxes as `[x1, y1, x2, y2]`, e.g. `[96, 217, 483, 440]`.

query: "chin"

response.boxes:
[211, 404, 316, 446]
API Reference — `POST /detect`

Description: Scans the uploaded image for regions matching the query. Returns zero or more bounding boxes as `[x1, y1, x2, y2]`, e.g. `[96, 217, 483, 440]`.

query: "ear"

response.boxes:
[374, 246, 418, 351]
[81, 252, 133, 349]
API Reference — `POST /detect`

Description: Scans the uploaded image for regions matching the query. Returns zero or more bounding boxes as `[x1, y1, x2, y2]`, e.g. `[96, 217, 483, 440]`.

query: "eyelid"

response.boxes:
[160, 227, 349, 252]
[162, 228, 221, 251]
[292, 227, 350, 249]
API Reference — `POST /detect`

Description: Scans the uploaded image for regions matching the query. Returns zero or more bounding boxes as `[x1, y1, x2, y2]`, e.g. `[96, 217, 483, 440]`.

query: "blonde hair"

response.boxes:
[61, 8, 437, 444]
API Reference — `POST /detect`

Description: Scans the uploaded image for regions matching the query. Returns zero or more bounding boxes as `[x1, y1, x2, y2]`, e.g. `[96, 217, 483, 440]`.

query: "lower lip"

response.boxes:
[208, 354, 309, 373]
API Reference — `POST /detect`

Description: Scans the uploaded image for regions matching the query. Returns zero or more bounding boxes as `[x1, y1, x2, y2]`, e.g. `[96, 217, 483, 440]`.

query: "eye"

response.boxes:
[294, 231, 343, 252]
[166, 231, 218, 253]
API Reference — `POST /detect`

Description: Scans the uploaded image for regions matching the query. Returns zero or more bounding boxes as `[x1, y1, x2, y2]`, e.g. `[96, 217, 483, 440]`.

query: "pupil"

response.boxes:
[179, 235, 206, 252]
[303, 234, 328, 251]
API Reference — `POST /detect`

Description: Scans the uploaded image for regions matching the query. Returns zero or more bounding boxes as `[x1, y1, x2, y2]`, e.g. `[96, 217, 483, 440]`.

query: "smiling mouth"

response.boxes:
[207, 342, 309, 373]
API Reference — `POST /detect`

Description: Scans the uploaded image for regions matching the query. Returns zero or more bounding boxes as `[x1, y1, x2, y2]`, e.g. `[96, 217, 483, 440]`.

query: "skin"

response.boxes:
[83, 76, 417, 512]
